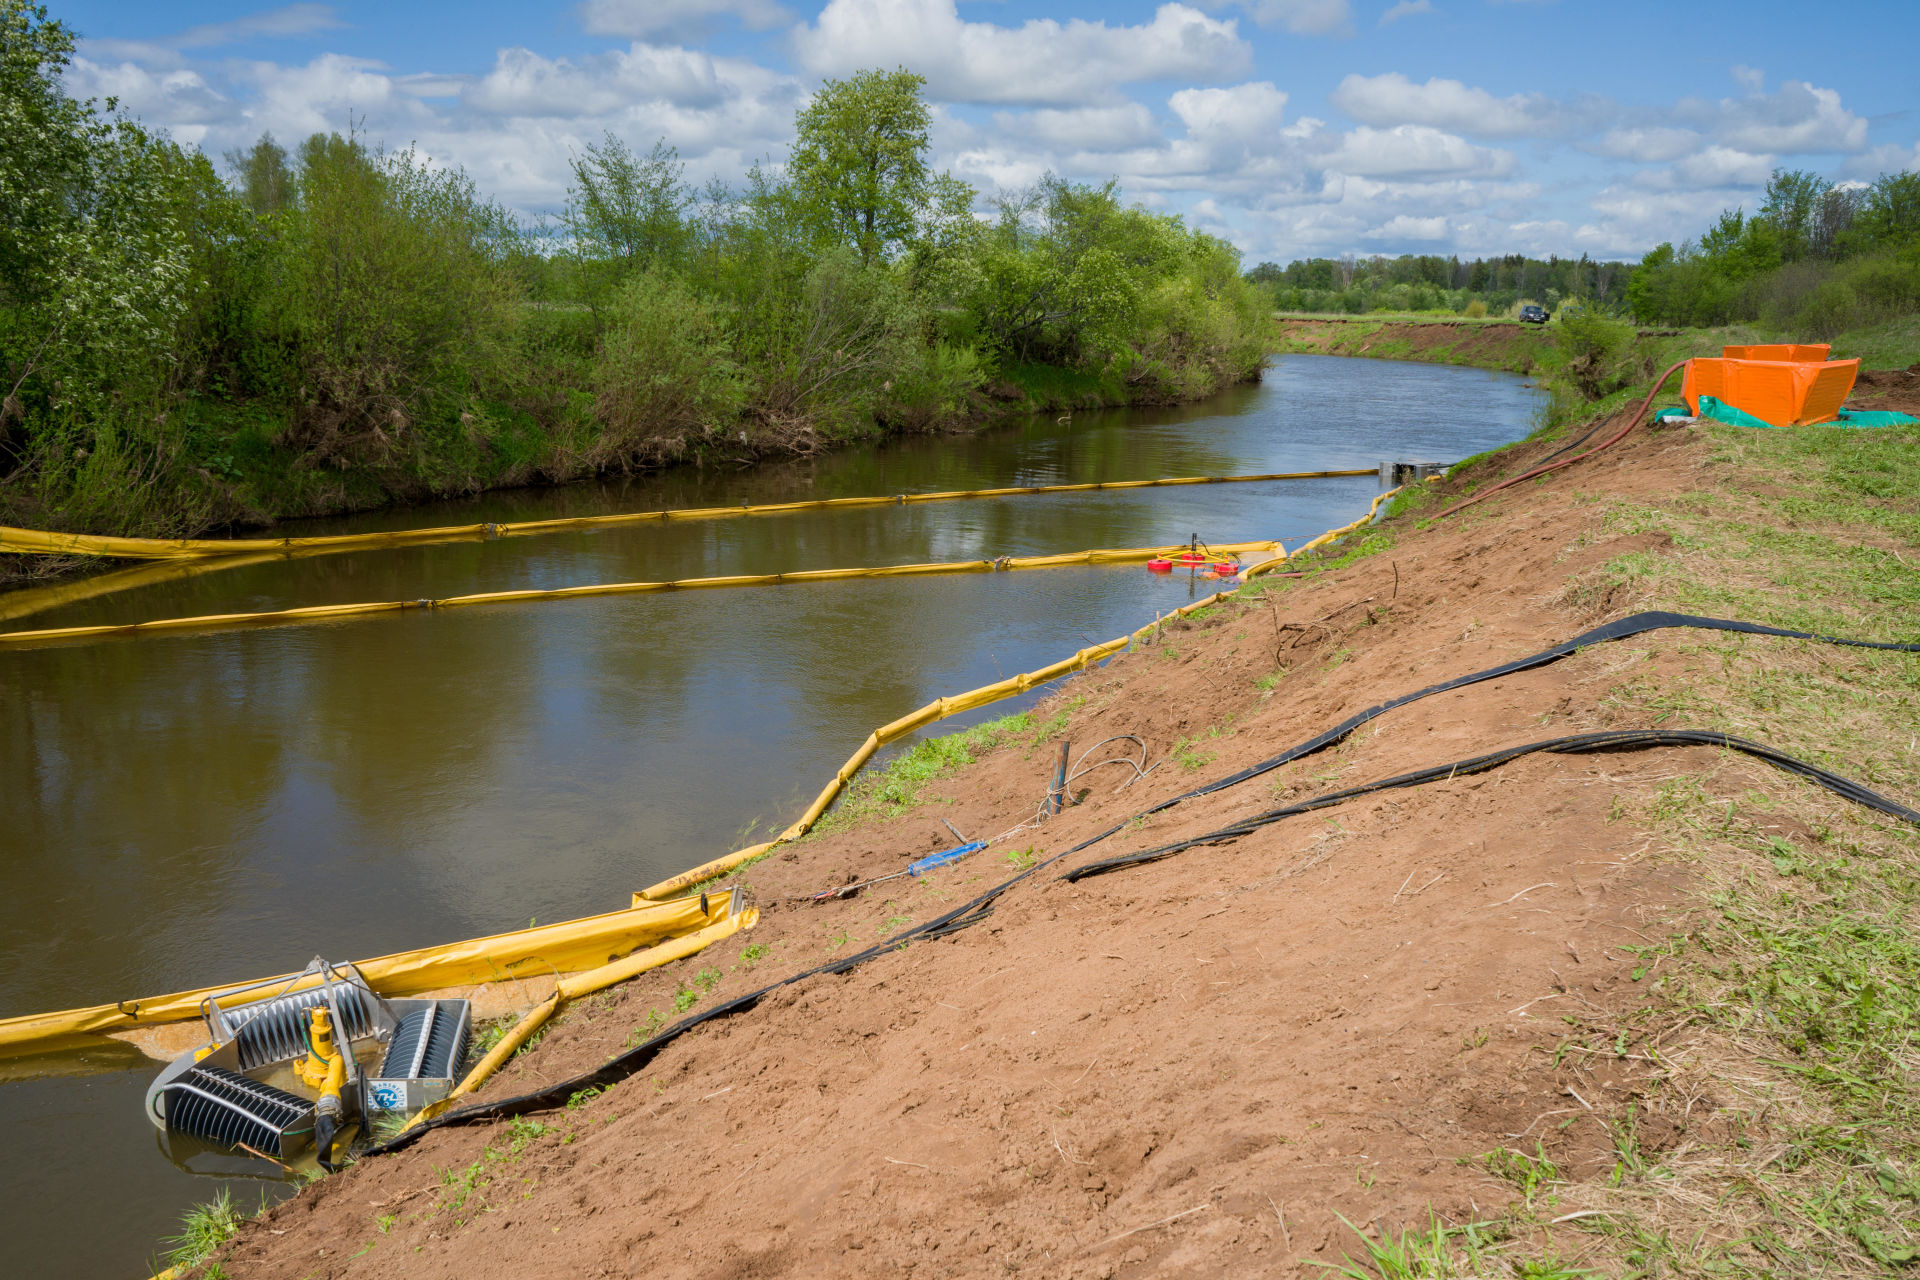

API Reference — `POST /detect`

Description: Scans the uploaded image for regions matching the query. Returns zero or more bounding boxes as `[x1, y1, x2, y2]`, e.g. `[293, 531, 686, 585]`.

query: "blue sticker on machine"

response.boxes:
[368, 1081, 406, 1111]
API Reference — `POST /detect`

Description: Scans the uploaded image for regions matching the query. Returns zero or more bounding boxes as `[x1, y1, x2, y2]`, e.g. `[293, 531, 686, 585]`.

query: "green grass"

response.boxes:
[1476, 417, 1920, 1275]
[164, 1188, 247, 1271]
[1834, 311, 1920, 370]
[810, 707, 1068, 834]
[1314, 1213, 1591, 1279]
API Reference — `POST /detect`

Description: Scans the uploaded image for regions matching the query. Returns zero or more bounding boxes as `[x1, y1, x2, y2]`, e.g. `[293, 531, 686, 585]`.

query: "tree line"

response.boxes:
[0, 1, 1268, 544]
[1245, 252, 1634, 318]
[1627, 168, 1920, 336]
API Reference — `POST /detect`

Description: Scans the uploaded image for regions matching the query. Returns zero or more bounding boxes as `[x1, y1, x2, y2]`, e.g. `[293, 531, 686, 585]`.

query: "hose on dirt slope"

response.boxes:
[1064, 728, 1920, 882]
[360, 611, 1915, 1155]
[1431, 361, 1689, 521]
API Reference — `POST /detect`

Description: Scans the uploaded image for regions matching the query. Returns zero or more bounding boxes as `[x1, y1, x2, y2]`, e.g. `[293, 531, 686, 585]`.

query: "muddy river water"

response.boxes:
[0, 354, 1543, 1276]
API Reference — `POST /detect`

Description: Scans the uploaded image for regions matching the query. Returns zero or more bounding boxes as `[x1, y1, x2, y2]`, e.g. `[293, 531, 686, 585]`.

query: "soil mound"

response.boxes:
[214, 417, 1768, 1278]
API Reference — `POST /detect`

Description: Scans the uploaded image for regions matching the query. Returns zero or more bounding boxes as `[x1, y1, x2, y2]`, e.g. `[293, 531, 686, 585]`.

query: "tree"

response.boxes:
[788, 67, 931, 265]
[1760, 168, 1829, 262]
[1, 0, 194, 430]
[563, 133, 692, 271]
[224, 132, 293, 216]
[1850, 171, 1920, 252]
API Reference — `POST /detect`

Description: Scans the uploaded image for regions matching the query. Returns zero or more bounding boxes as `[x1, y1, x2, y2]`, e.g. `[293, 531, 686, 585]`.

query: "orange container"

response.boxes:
[1681, 356, 1859, 426]
[1721, 343, 1831, 362]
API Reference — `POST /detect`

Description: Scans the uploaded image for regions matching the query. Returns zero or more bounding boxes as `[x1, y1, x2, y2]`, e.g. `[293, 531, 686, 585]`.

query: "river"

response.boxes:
[0, 354, 1543, 1276]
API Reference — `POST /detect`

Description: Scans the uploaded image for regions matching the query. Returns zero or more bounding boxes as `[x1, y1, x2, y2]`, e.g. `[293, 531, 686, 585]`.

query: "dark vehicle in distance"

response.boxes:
[1518, 304, 1550, 324]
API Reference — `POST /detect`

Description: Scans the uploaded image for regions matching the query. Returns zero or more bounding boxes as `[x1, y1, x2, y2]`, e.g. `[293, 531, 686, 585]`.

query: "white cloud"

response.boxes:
[1321, 124, 1512, 177]
[576, 0, 791, 39]
[81, 5, 343, 73]
[175, 4, 344, 48]
[1168, 81, 1288, 142]
[1200, 0, 1353, 36]
[1379, 0, 1433, 24]
[1591, 126, 1700, 163]
[991, 104, 1162, 151]
[1677, 81, 1865, 154]
[1329, 72, 1562, 138]
[1671, 145, 1774, 188]
[463, 44, 778, 117]
[1841, 141, 1920, 181]
[1730, 64, 1764, 94]
[792, 0, 1249, 105]
[69, 59, 233, 130]
[1368, 213, 1447, 239]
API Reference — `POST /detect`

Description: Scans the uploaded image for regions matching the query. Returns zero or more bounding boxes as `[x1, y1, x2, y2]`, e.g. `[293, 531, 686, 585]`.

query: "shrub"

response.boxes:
[258, 136, 522, 468]
[1552, 311, 1636, 400]
[588, 270, 743, 469]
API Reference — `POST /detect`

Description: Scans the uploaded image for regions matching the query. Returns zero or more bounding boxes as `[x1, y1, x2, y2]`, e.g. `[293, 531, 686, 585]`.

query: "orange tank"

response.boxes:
[1681, 347, 1859, 426]
[1720, 343, 1831, 362]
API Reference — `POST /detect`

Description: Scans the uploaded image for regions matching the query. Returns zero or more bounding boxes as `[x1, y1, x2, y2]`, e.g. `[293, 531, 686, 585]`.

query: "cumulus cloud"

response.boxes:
[1591, 126, 1700, 163]
[1330, 72, 1564, 138]
[793, 0, 1249, 105]
[57, 1, 1912, 267]
[1168, 81, 1288, 142]
[69, 59, 234, 133]
[1321, 125, 1513, 178]
[1671, 145, 1774, 188]
[462, 44, 783, 117]
[1675, 81, 1866, 154]
[1368, 213, 1447, 239]
[991, 104, 1162, 151]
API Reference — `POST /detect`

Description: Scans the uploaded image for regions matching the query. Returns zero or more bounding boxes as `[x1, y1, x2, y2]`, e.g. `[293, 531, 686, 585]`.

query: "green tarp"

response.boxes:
[1656, 397, 1918, 430]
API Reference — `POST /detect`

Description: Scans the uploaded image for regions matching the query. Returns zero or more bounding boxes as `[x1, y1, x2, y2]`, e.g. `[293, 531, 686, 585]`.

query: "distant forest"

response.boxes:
[1243, 253, 1633, 318]
[1246, 165, 1920, 336]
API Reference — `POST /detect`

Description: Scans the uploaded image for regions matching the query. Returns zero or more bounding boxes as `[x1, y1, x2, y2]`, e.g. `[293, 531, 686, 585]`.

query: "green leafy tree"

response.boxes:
[788, 67, 931, 264]
[1, 0, 195, 451]
[1760, 168, 1830, 262]
[563, 133, 692, 274]
[225, 132, 293, 216]
[1850, 172, 1920, 252]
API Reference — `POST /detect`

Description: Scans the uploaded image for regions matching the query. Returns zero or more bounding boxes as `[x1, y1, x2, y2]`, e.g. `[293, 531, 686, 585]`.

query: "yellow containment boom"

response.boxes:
[636, 485, 1410, 901]
[0, 469, 1376, 561]
[0, 540, 1283, 649]
[0, 889, 738, 1059]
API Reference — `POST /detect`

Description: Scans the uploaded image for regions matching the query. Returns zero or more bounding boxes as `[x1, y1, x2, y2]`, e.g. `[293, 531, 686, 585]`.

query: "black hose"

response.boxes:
[363, 613, 1915, 1155]
[1064, 729, 1920, 882]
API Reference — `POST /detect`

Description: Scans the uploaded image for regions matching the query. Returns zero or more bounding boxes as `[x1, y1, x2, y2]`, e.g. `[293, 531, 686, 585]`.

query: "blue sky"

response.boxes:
[59, 0, 1919, 264]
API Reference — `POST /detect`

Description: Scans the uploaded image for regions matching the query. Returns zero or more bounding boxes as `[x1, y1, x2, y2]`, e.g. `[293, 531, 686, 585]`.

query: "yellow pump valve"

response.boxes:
[295, 1006, 344, 1092]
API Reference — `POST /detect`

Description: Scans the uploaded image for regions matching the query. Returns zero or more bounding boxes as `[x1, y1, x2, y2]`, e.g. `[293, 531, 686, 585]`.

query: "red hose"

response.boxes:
[1432, 360, 1689, 521]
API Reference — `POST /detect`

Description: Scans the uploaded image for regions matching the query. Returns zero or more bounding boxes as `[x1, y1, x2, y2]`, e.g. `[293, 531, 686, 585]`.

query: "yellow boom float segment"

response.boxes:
[0, 469, 1375, 561]
[0, 540, 1285, 649]
[0, 889, 737, 1059]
